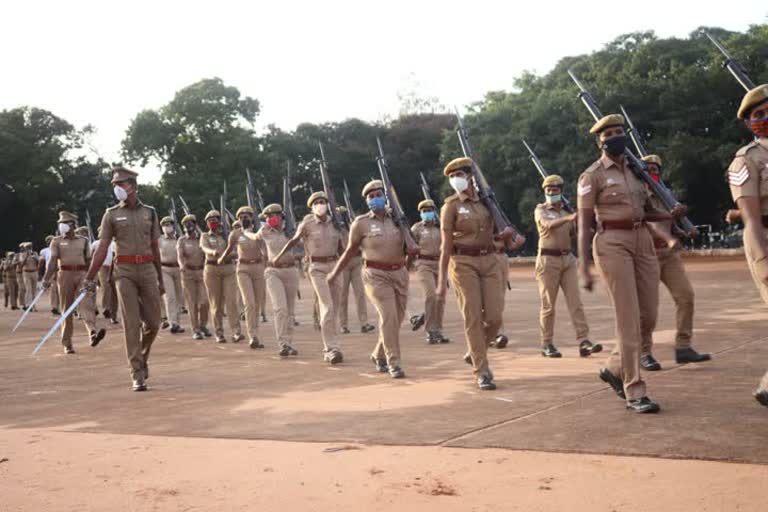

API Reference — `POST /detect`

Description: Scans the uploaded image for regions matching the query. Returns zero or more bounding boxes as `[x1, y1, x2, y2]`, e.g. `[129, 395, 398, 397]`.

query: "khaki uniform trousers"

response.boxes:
[98, 266, 116, 315]
[204, 263, 241, 338]
[57, 270, 97, 348]
[265, 266, 299, 346]
[535, 253, 589, 346]
[161, 266, 183, 325]
[744, 230, 768, 391]
[49, 269, 60, 311]
[308, 260, 341, 352]
[181, 269, 209, 331]
[17, 272, 26, 305]
[593, 228, 659, 401]
[364, 266, 408, 368]
[2, 274, 8, 306]
[415, 259, 444, 332]
[114, 262, 162, 380]
[339, 256, 368, 329]
[5, 273, 18, 308]
[236, 262, 266, 340]
[641, 248, 694, 354]
[449, 254, 503, 377]
[23, 271, 38, 307]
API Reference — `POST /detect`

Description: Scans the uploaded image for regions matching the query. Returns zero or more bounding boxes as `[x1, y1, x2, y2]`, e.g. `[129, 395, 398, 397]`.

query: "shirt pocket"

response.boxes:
[599, 183, 627, 205]
[760, 163, 768, 197]
[453, 212, 478, 239]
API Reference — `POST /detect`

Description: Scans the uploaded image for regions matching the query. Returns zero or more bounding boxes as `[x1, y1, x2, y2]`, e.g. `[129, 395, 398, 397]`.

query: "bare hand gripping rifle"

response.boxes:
[567, 70, 696, 235]
[522, 140, 574, 213]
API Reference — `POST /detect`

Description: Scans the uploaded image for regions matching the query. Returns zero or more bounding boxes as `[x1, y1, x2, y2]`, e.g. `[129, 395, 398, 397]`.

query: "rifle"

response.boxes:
[283, 162, 298, 237]
[342, 179, 356, 225]
[375, 137, 419, 253]
[704, 31, 755, 92]
[245, 168, 256, 209]
[455, 109, 520, 236]
[178, 195, 202, 236]
[317, 142, 344, 230]
[418, 172, 440, 226]
[169, 197, 182, 237]
[567, 70, 696, 235]
[221, 181, 231, 239]
[85, 210, 95, 244]
[521, 140, 574, 213]
[256, 189, 266, 212]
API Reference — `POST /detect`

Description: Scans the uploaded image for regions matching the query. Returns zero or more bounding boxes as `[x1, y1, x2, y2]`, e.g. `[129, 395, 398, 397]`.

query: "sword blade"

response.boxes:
[12, 286, 47, 332]
[32, 291, 88, 355]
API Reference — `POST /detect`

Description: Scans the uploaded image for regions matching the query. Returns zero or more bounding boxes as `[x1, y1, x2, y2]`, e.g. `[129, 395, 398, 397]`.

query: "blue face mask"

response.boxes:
[545, 194, 562, 204]
[367, 196, 387, 211]
[420, 211, 437, 222]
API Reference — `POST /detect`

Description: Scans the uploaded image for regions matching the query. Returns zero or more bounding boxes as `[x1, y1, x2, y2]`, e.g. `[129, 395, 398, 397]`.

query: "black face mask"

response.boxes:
[185, 223, 196, 235]
[241, 218, 252, 229]
[602, 135, 626, 156]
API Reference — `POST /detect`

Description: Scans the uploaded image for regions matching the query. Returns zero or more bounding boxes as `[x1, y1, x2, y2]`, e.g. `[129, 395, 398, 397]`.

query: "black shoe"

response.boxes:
[216, 336, 226, 343]
[626, 396, 660, 414]
[477, 374, 497, 391]
[640, 354, 662, 371]
[161, 320, 170, 330]
[90, 328, 106, 347]
[437, 333, 450, 344]
[541, 343, 562, 358]
[341, 326, 350, 334]
[261, 314, 268, 323]
[249, 337, 265, 349]
[599, 368, 626, 399]
[12, 306, 18, 310]
[463, 353, 473, 366]
[494, 335, 509, 349]
[132, 378, 147, 392]
[279, 344, 298, 357]
[410, 314, 425, 331]
[370, 355, 388, 373]
[201, 327, 212, 338]
[110, 318, 120, 325]
[103, 309, 111, 319]
[579, 340, 603, 357]
[361, 323, 375, 333]
[64, 346, 76, 354]
[170, 324, 185, 334]
[389, 366, 405, 379]
[325, 349, 343, 364]
[143, 363, 149, 381]
[754, 389, 768, 408]
[675, 348, 711, 364]
[426, 331, 440, 345]
[180, 307, 188, 314]
[95, 309, 100, 317]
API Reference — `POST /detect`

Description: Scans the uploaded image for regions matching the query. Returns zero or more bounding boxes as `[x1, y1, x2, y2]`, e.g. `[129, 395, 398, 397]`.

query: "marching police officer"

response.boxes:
[726, 84, 768, 407]
[534, 174, 599, 358]
[411, 199, 448, 344]
[337, 206, 375, 335]
[84, 167, 164, 391]
[159, 216, 185, 334]
[177, 214, 211, 340]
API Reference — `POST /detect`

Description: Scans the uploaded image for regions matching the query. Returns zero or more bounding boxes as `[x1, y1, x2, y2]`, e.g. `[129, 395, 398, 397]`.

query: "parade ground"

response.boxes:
[1, 257, 766, 511]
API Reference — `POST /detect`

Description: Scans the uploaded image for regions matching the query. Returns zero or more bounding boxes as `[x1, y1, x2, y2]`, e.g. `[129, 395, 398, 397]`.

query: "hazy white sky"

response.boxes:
[3, 1, 765, 183]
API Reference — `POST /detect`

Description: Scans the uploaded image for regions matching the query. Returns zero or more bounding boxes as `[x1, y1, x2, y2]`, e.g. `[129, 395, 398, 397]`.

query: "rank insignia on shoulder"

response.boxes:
[728, 165, 750, 186]
[577, 184, 592, 196]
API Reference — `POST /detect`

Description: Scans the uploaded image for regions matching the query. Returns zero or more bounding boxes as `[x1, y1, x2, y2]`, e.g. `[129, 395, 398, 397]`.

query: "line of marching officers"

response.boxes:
[7, 85, 768, 409]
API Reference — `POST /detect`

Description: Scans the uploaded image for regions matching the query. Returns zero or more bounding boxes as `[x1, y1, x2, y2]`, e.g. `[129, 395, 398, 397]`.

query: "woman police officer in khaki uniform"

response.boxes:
[328, 180, 412, 378]
[436, 157, 519, 391]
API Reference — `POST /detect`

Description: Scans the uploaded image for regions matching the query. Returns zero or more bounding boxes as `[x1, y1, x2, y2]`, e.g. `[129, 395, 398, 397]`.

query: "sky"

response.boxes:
[3, 1, 765, 184]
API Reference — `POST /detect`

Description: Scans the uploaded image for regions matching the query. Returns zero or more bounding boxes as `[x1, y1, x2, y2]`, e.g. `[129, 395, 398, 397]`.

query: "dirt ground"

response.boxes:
[1, 258, 767, 511]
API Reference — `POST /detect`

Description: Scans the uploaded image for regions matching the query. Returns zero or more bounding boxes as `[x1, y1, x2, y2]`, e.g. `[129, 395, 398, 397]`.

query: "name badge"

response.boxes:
[458, 207, 470, 214]
[239, 236, 247, 243]
[116, 217, 127, 221]
[209, 239, 218, 246]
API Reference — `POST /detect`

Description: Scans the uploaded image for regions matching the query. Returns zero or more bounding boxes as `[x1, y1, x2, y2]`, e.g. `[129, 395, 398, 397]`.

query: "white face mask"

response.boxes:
[449, 176, 469, 193]
[113, 185, 129, 202]
[58, 223, 71, 235]
[312, 203, 328, 216]
[163, 225, 174, 235]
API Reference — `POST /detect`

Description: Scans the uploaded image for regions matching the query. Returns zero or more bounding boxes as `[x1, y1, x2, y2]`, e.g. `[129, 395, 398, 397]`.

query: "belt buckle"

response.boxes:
[479, 249, 488, 256]
[632, 221, 643, 229]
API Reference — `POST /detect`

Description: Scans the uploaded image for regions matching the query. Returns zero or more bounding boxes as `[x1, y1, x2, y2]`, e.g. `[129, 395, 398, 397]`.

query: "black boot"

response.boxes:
[675, 347, 711, 364]
[579, 339, 603, 357]
[640, 354, 662, 371]
[541, 343, 562, 358]
[625, 397, 660, 413]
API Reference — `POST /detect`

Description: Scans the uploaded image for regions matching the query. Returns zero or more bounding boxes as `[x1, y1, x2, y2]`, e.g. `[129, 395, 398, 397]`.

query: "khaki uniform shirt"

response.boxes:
[20, 252, 39, 272]
[535, 203, 574, 250]
[50, 235, 90, 267]
[577, 154, 664, 222]
[200, 231, 232, 263]
[256, 227, 295, 265]
[411, 221, 441, 257]
[440, 191, 495, 248]
[728, 138, 768, 215]
[297, 214, 342, 258]
[177, 234, 205, 269]
[99, 201, 160, 257]
[229, 228, 264, 262]
[349, 211, 405, 264]
[159, 236, 179, 265]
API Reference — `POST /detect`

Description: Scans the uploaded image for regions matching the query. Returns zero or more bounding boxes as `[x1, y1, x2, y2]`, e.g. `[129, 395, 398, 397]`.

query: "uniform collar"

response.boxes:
[457, 190, 479, 203]
[314, 214, 331, 224]
[118, 199, 144, 209]
[757, 138, 768, 150]
[543, 202, 562, 211]
[599, 153, 626, 171]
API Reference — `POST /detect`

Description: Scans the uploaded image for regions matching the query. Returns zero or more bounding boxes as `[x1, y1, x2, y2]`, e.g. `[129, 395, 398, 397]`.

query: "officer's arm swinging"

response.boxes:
[85, 240, 109, 283]
[737, 196, 768, 279]
[151, 238, 165, 295]
[273, 230, 302, 264]
[577, 208, 595, 291]
[327, 237, 361, 285]
[436, 231, 453, 298]
[218, 232, 238, 265]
